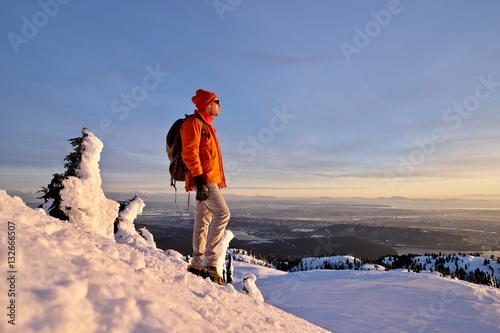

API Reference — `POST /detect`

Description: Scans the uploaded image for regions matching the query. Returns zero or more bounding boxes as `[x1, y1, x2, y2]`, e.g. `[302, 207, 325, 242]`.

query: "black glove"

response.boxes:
[194, 175, 209, 201]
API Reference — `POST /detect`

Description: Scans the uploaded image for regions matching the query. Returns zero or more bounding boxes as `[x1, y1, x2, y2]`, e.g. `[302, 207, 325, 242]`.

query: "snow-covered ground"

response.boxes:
[2, 191, 500, 332]
[0, 190, 327, 333]
[234, 261, 500, 332]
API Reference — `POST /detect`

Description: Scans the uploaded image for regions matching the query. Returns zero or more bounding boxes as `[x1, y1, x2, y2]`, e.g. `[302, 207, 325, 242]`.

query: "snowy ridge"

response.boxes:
[290, 254, 500, 287]
[290, 255, 364, 272]
[0, 190, 328, 333]
[384, 253, 500, 286]
[229, 248, 275, 268]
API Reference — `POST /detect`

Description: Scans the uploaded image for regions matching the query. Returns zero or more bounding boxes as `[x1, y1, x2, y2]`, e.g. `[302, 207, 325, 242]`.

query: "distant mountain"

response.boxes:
[6, 188, 500, 209]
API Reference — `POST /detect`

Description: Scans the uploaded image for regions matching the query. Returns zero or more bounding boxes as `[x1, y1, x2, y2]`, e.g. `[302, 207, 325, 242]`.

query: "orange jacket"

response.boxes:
[180, 111, 226, 191]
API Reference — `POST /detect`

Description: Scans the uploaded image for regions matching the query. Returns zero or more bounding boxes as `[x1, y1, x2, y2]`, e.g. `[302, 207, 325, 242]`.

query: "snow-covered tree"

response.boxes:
[39, 128, 88, 220]
[225, 254, 234, 284]
[216, 230, 234, 277]
[39, 128, 119, 239]
[115, 195, 156, 250]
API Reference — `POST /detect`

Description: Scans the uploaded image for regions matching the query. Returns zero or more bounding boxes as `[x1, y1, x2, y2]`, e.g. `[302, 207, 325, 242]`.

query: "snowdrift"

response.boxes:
[0, 190, 328, 333]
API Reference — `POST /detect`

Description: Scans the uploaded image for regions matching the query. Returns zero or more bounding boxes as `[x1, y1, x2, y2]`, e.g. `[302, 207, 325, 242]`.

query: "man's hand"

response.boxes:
[194, 175, 209, 201]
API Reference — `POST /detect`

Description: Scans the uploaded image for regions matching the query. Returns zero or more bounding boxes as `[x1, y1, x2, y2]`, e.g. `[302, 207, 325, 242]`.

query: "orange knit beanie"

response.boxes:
[191, 89, 218, 110]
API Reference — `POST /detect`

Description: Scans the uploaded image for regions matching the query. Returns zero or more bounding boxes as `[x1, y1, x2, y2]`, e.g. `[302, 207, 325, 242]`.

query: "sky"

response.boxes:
[1, 0, 500, 199]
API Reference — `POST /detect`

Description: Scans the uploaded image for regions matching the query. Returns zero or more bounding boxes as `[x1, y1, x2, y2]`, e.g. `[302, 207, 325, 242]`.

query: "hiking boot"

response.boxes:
[187, 265, 207, 277]
[187, 265, 224, 285]
[205, 266, 225, 285]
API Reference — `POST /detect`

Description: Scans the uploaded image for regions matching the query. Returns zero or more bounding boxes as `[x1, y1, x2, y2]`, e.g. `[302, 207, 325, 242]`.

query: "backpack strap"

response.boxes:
[191, 113, 207, 138]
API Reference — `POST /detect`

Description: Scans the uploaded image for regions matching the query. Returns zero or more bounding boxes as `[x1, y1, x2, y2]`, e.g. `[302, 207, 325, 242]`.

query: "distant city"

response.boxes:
[129, 194, 500, 260]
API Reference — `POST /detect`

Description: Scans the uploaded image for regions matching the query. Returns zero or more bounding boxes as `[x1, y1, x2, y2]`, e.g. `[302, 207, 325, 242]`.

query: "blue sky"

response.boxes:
[1, 1, 500, 199]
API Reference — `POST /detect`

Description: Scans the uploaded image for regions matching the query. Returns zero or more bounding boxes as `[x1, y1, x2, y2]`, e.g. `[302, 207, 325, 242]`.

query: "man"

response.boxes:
[180, 89, 230, 284]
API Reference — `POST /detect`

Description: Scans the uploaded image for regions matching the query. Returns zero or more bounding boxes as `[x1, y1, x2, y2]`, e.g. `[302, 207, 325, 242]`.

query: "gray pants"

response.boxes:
[191, 183, 230, 267]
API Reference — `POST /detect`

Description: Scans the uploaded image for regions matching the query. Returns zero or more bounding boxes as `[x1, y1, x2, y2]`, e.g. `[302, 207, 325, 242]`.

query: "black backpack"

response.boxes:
[166, 114, 205, 195]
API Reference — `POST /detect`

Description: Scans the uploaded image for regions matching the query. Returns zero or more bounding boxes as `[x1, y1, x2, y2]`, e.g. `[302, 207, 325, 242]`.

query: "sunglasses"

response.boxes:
[213, 100, 220, 105]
